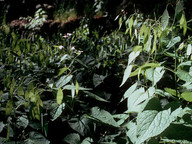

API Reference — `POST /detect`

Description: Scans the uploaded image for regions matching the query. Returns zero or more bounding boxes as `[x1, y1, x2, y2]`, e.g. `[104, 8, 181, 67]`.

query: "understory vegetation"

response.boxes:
[1, 0, 192, 143]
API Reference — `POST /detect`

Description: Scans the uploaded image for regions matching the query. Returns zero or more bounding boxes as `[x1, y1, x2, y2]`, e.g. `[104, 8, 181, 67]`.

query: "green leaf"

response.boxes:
[126, 121, 137, 143]
[51, 103, 65, 121]
[56, 88, 63, 105]
[0, 122, 5, 133]
[6, 100, 13, 115]
[152, 29, 157, 54]
[64, 85, 92, 91]
[180, 13, 187, 36]
[161, 9, 169, 30]
[120, 82, 138, 102]
[83, 91, 109, 102]
[58, 67, 68, 76]
[145, 67, 165, 86]
[81, 137, 93, 144]
[68, 117, 89, 136]
[136, 109, 174, 144]
[120, 65, 133, 87]
[64, 133, 80, 144]
[90, 107, 119, 127]
[10, 78, 15, 95]
[26, 131, 50, 144]
[17, 115, 29, 128]
[93, 74, 107, 87]
[181, 91, 192, 102]
[164, 88, 177, 97]
[144, 35, 152, 52]
[175, 1, 183, 16]
[187, 44, 192, 56]
[56, 75, 73, 89]
[177, 61, 191, 68]
[128, 51, 140, 65]
[176, 69, 192, 82]
[166, 36, 181, 49]
[127, 87, 155, 112]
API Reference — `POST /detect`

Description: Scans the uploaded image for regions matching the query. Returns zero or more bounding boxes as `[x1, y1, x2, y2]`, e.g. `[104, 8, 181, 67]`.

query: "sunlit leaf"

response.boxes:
[161, 9, 169, 30]
[181, 91, 192, 102]
[166, 36, 181, 49]
[120, 82, 138, 102]
[187, 44, 192, 56]
[58, 67, 68, 76]
[145, 67, 165, 86]
[136, 109, 176, 144]
[180, 13, 187, 36]
[75, 81, 79, 95]
[175, 1, 183, 16]
[0, 122, 5, 133]
[176, 70, 192, 82]
[128, 51, 140, 65]
[57, 88, 63, 105]
[120, 65, 133, 87]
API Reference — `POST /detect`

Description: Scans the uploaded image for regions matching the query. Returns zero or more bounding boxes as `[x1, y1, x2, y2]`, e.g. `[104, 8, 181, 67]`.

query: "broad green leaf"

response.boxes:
[120, 65, 133, 87]
[17, 86, 24, 96]
[16, 115, 29, 128]
[120, 82, 138, 102]
[187, 44, 192, 56]
[56, 88, 63, 105]
[178, 61, 191, 68]
[93, 74, 107, 87]
[132, 45, 142, 52]
[136, 109, 174, 144]
[56, 75, 73, 89]
[143, 27, 150, 44]
[26, 131, 50, 144]
[166, 36, 181, 49]
[181, 91, 192, 102]
[51, 103, 65, 121]
[58, 67, 68, 76]
[128, 51, 140, 65]
[90, 107, 119, 127]
[68, 117, 89, 136]
[126, 121, 137, 144]
[161, 9, 169, 30]
[145, 67, 165, 86]
[128, 87, 155, 112]
[83, 91, 109, 102]
[164, 88, 177, 96]
[113, 113, 129, 125]
[81, 137, 93, 144]
[6, 100, 13, 115]
[176, 69, 192, 82]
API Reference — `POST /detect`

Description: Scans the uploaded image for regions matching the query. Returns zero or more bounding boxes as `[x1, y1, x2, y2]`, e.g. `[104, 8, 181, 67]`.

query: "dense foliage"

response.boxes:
[1, 0, 192, 144]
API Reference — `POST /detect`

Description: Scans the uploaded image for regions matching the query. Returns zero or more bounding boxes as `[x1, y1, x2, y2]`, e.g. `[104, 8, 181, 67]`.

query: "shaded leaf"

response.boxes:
[166, 36, 181, 49]
[64, 133, 80, 144]
[56, 75, 73, 89]
[83, 91, 109, 102]
[6, 100, 13, 115]
[93, 74, 107, 87]
[51, 103, 65, 121]
[90, 107, 119, 127]
[0, 122, 5, 133]
[128, 51, 140, 65]
[26, 131, 50, 144]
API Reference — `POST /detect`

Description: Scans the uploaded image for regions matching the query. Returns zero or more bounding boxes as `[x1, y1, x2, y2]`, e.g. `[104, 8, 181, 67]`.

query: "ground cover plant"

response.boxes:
[1, 0, 192, 143]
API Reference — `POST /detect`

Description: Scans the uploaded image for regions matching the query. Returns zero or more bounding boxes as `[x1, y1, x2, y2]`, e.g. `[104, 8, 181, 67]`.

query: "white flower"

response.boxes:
[70, 46, 75, 51]
[59, 45, 64, 49]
